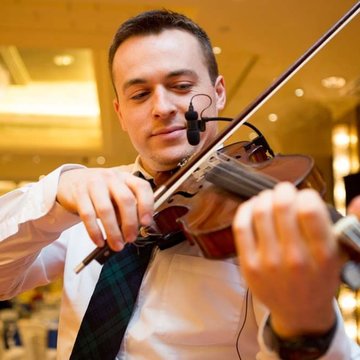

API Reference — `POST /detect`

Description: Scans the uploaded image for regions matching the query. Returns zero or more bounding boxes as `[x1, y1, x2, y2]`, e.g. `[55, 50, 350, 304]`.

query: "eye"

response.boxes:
[172, 82, 193, 91]
[130, 90, 150, 101]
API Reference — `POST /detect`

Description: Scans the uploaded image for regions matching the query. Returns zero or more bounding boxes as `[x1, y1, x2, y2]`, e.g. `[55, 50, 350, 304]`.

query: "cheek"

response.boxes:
[120, 107, 145, 132]
[123, 118, 149, 150]
[202, 121, 218, 141]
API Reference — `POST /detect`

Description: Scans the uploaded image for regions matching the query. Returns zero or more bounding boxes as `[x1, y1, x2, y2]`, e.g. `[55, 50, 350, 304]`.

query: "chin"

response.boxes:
[152, 147, 195, 171]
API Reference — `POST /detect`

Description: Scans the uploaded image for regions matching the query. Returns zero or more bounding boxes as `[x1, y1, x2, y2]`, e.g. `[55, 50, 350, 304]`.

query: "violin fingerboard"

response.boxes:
[341, 262, 360, 291]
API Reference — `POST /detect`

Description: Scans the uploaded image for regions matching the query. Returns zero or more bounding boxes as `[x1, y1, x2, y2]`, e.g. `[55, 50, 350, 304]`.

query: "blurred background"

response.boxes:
[0, 0, 359, 358]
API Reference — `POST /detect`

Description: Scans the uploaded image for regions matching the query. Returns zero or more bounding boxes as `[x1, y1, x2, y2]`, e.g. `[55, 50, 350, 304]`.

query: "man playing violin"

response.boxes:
[0, 9, 359, 360]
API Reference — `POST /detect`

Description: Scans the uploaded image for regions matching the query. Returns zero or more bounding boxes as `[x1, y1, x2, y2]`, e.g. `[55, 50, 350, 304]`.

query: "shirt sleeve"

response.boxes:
[254, 298, 360, 359]
[0, 164, 83, 299]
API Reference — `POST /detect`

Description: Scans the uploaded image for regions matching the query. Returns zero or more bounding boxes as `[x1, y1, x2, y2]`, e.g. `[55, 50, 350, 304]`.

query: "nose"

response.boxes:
[151, 87, 177, 119]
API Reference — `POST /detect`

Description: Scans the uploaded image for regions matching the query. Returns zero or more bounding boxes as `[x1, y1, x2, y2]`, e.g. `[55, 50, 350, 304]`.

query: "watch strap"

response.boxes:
[267, 317, 337, 360]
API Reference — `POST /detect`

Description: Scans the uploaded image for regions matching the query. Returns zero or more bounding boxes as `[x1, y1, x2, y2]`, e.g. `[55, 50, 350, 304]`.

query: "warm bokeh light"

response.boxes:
[268, 113, 278, 122]
[0, 82, 100, 117]
[294, 88, 304, 97]
[338, 291, 358, 314]
[333, 131, 350, 148]
[321, 76, 346, 89]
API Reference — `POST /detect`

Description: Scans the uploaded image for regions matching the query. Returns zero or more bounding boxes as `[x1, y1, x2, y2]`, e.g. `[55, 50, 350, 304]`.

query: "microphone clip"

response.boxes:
[185, 94, 213, 146]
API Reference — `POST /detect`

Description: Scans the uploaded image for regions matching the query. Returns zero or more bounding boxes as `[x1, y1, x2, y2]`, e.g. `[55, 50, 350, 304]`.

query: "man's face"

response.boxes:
[112, 29, 226, 175]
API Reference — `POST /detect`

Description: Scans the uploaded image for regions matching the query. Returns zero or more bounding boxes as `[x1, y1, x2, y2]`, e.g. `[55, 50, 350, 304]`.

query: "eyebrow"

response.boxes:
[122, 69, 198, 93]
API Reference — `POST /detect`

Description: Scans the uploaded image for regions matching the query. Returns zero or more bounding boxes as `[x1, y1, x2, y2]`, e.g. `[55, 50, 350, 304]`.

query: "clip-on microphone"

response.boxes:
[185, 101, 200, 145]
[185, 94, 275, 157]
[185, 94, 213, 146]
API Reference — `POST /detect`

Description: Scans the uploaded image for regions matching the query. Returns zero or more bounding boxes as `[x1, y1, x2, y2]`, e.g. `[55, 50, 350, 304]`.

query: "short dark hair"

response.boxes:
[108, 9, 219, 90]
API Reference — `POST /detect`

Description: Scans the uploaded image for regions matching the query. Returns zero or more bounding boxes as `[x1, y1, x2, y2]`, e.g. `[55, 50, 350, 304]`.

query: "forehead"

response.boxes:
[112, 29, 208, 85]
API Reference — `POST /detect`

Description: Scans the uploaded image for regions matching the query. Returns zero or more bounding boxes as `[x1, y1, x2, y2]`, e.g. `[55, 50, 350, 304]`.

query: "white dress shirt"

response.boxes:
[0, 161, 359, 360]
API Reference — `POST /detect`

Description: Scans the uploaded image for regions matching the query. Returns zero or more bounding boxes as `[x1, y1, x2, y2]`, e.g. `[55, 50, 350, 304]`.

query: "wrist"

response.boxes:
[266, 316, 337, 360]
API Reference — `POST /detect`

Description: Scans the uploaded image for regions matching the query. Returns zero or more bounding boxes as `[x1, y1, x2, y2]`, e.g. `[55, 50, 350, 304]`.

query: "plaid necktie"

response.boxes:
[70, 242, 154, 360]
[70, 171, 155, 360]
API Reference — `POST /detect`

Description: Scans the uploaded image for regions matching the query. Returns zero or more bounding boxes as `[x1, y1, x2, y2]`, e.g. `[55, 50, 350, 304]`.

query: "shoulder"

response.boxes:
[116, 163, 136, 173]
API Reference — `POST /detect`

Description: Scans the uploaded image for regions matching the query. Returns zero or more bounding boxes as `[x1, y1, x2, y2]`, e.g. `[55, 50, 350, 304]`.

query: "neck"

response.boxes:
[139, 158, 180, 182]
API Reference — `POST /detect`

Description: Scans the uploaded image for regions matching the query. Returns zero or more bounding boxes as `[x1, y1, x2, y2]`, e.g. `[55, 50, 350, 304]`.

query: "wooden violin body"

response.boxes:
[153, 141, 327, 259]
[151, 140, 360, 289]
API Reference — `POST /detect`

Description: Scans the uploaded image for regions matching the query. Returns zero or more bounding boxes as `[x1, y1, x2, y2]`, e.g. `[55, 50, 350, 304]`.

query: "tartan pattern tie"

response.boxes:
[70, 242, 154, 359]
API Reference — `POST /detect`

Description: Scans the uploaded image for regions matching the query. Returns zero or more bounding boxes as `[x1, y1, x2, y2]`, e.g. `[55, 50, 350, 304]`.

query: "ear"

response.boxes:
[214, 75, 226, 111]
[113, 98, 127, 132]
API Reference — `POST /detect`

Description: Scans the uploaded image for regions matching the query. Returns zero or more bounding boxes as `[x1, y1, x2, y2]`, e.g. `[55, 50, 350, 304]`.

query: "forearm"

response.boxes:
[0, 164, 83, 240]
[0, 165, 82, 298]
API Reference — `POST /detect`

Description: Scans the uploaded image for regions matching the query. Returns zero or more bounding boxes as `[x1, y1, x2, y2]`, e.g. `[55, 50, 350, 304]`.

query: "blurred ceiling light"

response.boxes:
[338, 290, 357, 314]
[212, 46, 222, 55]
[53, 54, 75, 66]
[350, 134, 358, 145]
[333, 131, 350, 148]
[294, 88, 304, 97]
[334, 181, 346, 203]
[334, 155, 351, 176]
[268, 113, 278, 122]
[321, 76, 346, 89]
[0, 82, 100, 117]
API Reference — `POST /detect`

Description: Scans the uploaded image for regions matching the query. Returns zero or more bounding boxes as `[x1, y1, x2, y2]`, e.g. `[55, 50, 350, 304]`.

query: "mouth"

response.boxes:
[151, 125, 186, 137]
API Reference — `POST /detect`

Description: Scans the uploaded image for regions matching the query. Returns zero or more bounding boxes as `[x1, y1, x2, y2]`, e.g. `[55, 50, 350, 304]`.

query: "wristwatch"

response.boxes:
[266, 317, 337, 360]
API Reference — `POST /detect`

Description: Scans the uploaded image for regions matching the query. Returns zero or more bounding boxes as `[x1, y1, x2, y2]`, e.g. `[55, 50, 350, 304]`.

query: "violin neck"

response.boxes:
[335, 215, 360, 251]
[333, 215, 360, 290]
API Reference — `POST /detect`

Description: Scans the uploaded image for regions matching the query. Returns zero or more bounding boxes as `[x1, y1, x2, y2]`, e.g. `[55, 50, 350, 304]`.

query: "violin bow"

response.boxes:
[76, 2, 360, 273]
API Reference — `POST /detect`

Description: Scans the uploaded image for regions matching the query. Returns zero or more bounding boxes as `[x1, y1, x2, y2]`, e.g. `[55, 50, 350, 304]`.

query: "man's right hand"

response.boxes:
[56, 167, 154, 251]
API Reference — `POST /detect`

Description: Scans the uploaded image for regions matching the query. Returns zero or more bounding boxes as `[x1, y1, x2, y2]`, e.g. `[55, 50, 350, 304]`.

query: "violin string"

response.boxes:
[222, 161, 277, 189]
[205, 158, 277, 198]
[221, 164, 271, 194]
[205, 166, 262, 197]
[216, 155, 277, 187]
[207, 164, 270, 197]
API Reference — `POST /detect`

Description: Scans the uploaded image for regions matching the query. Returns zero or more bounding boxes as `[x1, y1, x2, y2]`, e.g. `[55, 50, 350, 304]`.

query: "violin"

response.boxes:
[149, 139, 360, 289]
[75, 2, 360, 289]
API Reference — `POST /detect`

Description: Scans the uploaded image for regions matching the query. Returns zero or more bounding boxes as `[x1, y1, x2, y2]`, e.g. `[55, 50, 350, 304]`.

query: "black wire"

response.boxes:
[201, 116, 275, 157]
[188, 93, 264, 138]
[190, 93, 212, 117]
[188, 94, 273, 155]
[236, 288, 250, 360]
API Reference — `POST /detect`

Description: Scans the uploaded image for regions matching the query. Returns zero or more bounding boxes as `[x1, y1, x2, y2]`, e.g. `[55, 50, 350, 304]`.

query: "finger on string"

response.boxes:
[295, 189, 337, 262]
[272, 182, 308, 264]
[252, 189, 281, 264]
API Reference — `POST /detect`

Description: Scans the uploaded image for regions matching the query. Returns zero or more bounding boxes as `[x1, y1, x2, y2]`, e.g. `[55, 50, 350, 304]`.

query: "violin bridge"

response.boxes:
[192, 154, 221, 182]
